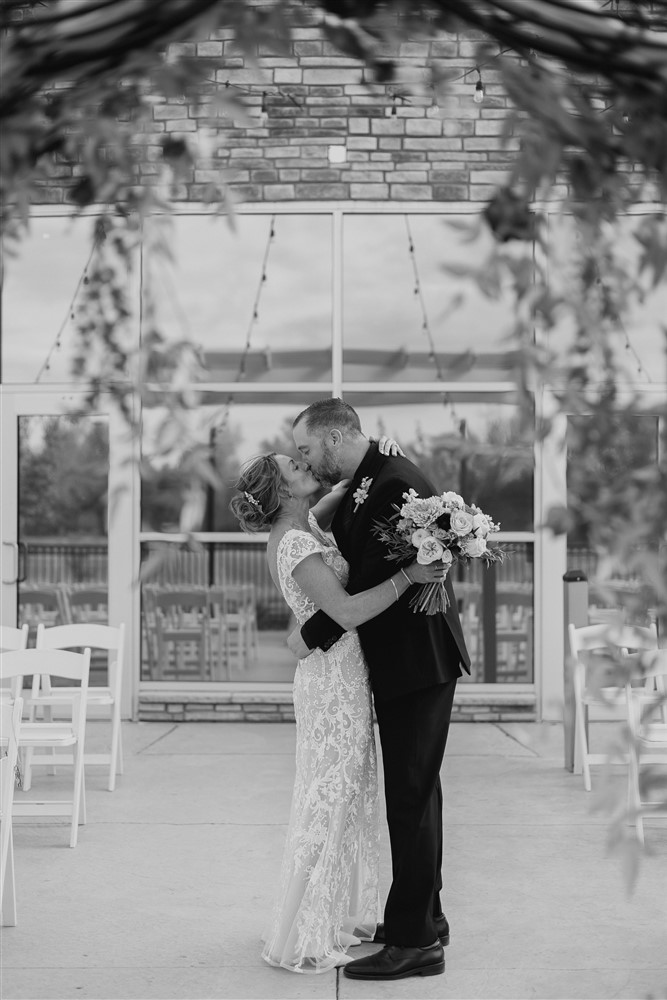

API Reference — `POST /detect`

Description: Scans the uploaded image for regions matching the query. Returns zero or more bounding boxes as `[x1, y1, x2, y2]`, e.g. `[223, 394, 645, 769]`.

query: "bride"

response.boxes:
[229, 441, 447, 974]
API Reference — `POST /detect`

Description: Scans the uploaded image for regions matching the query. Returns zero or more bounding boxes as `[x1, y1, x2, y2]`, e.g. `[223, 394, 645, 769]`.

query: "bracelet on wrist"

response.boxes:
[389, 577, 400, 602]
[400, 567, 413, 586]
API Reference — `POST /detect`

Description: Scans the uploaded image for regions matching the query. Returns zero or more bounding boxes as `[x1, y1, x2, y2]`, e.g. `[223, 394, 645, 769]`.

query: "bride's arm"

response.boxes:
[309, 480, 350, 530]
[291, 552, 443, 631]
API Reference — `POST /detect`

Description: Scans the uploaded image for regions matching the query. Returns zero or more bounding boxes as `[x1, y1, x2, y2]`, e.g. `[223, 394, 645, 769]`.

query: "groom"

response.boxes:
[288, 398, 470, 981]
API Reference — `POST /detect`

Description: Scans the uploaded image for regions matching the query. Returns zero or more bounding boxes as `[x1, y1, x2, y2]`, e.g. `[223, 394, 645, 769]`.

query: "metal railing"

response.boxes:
[21, 538, 107, 585]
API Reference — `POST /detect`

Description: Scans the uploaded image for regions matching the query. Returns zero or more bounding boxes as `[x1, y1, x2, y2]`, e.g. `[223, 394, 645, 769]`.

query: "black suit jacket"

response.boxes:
[301, 443, 471, 700]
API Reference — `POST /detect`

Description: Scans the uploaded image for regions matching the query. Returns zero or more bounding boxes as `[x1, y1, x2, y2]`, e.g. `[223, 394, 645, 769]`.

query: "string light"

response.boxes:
[404, 216, 460, 427]
[35, 239, 99, 382]
[593, 261, 651, 382]
[217, 78, 301, 108]
[426, 89, 441, 118]
[473, 68, 485, 104]
[258, 91, 268, 125]
[215, 214, 277, 433]
[620, 325, 651, 381]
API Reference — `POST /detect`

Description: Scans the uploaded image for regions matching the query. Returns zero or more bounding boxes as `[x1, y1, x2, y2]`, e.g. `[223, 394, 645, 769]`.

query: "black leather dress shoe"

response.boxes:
[373, 913, 450, 946]
[343, 942, 445, 980]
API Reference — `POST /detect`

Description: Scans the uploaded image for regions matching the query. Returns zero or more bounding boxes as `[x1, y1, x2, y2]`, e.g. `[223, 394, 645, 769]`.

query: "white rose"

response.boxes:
[441, 549, 454, 567]
[462, 537, 487, 558]
[450, 509, 474, 536]
[472, 512, 491, 537]
[442, 491, 465, 508]
[411, 528, 431, 548]
[416, 537, 445, 565]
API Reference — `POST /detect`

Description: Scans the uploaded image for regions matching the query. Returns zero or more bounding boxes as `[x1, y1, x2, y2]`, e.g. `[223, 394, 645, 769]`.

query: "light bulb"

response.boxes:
[426, 96, 441, 118]
[473, 80, 485, 104]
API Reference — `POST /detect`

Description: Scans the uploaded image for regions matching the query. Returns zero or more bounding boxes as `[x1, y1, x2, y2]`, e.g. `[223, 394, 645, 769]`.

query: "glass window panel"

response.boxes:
[346, 395, 534, 532]
[145, 214, 333, 382]
[140, 395, 325, 684]
[546, 214, 665, 384]
[342, 214, 523, 382]
[2, 217, 97, 382]
[141, 394, 326, 532]
[566, 413, 659, 624]
[140, 539, 297, 684]
[17, 414, 110, 686]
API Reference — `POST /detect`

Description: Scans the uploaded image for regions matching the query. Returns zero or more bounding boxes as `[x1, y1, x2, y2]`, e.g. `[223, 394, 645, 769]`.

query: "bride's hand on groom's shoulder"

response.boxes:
[376, 435, 405, 458]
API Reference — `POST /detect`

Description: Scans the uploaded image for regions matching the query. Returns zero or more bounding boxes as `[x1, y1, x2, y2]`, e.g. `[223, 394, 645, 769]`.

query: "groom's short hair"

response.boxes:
[293, 398, 362, 437]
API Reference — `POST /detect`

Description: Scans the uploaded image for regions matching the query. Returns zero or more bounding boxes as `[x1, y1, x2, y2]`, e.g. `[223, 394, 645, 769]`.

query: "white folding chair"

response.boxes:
[0, 627, 29, 701]
[33, 623, 126, 791]
[568, 622, 658, 791]
[0, 626, 29, 652]
[626, 648, 667, 844]
[0, 649, 90, 848]
[0, 697, 23, 925]
[209, 584, 259, 676]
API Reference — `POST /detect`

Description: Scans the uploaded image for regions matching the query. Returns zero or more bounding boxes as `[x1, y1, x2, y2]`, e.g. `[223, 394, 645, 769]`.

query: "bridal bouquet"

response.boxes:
[372, 489, 504, 614]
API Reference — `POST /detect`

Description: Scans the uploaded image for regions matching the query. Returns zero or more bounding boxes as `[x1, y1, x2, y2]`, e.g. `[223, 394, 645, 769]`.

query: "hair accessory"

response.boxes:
[244, 491, 263, 513]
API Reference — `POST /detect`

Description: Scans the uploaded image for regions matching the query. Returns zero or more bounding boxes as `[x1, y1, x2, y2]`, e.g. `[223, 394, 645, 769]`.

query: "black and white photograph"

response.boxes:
[0, 2, 666, 999]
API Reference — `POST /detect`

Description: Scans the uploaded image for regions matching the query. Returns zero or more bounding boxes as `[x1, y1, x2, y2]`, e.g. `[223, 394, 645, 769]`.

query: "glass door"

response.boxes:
[1, 388, 138, 716]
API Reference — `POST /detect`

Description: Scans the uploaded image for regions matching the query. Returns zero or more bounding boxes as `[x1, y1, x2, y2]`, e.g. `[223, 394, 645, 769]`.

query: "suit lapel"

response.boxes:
[332, 442, 386, 562]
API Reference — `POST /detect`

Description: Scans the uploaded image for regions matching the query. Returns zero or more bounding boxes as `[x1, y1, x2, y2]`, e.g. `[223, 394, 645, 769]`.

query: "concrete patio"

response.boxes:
[2, 719, 666, 1000]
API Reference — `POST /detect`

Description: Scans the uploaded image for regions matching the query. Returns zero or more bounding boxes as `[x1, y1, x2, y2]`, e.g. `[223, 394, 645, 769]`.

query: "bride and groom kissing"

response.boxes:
[230, 397, 470, 981]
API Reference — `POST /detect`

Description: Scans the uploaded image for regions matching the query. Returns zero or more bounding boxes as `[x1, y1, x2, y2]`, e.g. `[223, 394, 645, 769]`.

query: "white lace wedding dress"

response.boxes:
[261, 514, 380, 974]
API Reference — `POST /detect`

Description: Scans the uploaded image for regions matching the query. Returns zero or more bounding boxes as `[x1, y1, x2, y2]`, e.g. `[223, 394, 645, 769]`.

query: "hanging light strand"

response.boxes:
[424, 46, 514, 112]
[217, 78, 301, 108]
[619, 317, 652, 381]
[404, 216, 460, 427]
[35, 238, 99, 382]
[594, 260, 652, 382]
[216, 214, 277, 433]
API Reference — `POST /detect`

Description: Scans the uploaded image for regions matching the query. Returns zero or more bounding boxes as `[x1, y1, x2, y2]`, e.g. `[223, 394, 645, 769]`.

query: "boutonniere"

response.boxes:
[353, 477, 373, 513]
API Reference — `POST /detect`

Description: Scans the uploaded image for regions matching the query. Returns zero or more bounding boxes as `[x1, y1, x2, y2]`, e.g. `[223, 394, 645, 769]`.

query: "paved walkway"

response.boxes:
[3, 720, 666, 1000]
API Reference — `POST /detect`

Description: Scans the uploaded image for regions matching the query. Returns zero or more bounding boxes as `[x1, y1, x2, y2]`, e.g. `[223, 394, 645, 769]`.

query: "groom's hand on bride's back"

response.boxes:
[287, 624, 312, 660]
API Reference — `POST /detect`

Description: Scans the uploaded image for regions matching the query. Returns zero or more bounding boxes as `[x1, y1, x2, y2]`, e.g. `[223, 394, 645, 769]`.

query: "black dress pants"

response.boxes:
[374, 678, 457, 947]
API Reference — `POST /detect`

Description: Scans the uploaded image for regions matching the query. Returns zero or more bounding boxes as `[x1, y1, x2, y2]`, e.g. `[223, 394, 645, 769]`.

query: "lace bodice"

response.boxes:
[276, 514, 349, 625]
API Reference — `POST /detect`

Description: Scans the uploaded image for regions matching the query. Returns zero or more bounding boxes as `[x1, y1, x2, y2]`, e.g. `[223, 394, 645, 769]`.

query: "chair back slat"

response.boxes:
[0, 648, 90, 684]
[0, 626, 29, 652]
[569, 623, 658, 657]
[36, 623, 121, 653]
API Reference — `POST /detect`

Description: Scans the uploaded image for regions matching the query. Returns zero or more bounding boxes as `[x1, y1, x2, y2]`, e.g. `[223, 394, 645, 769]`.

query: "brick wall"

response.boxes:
[138, 690, 537, 723]
[34, 12, 520, 207]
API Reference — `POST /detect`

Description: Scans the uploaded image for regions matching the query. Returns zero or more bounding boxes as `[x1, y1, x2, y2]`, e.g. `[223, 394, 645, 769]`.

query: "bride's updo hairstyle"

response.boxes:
[229, 454, 284, 534]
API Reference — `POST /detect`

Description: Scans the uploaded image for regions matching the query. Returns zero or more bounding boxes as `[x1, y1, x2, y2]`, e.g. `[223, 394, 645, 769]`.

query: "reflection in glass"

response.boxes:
[343, 214, 522, 382]
[140, 541, 296, 684]
[2, 218, 98, 383]
[145, 214, 333, 382]
[140, 396, 317, 683]
[566, 413, 659, 624]
[348, 397, 534, 532]
[546, 214, 666, 383]
[139, 395, 534, 684]
[141, 397, 322, 532]
[16, 415, 110, 684]
[352, 396, 534, 683]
